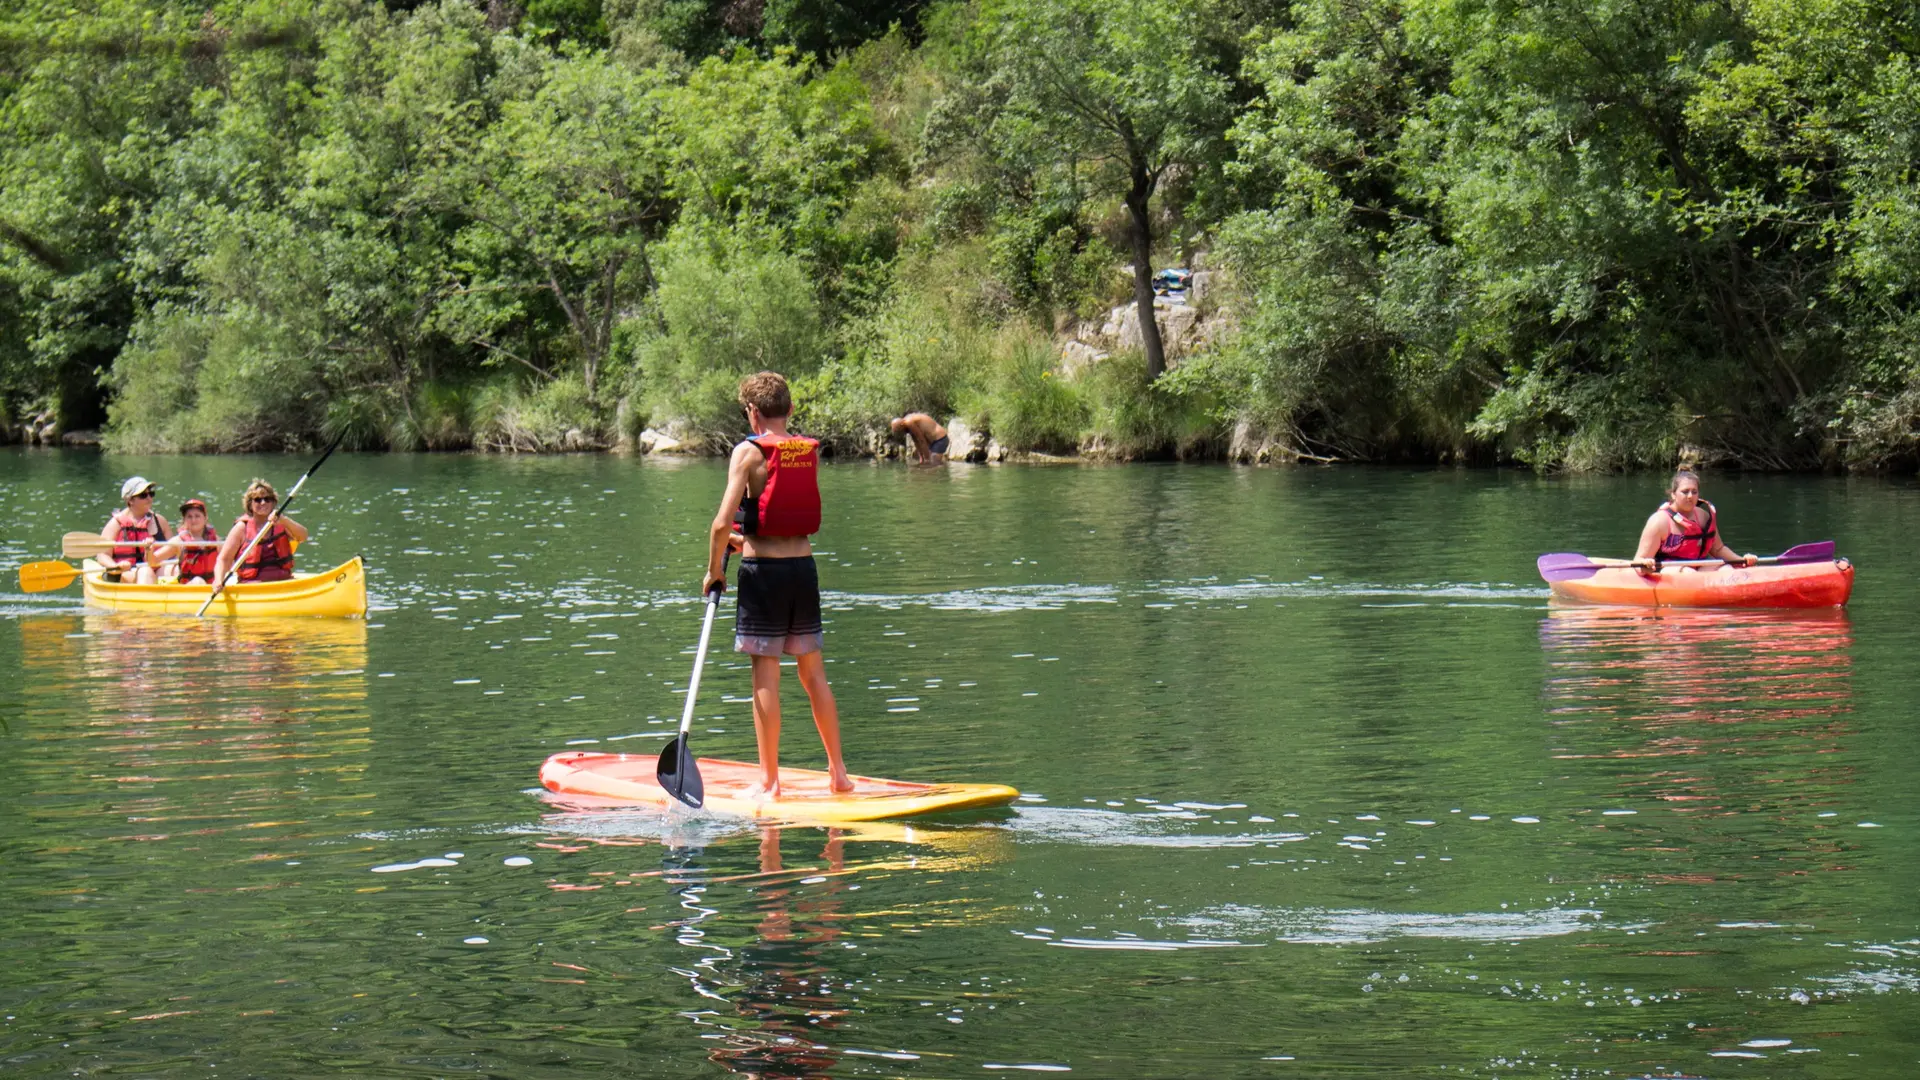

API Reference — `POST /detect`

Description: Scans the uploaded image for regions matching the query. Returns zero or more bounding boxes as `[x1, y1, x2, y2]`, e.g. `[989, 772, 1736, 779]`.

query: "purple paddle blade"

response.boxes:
[1536, 553, 1604, 582]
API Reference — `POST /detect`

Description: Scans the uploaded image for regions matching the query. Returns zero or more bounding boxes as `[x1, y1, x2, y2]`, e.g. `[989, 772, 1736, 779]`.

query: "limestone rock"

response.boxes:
[943, 417, 987, 462]
[639, 427, 683, 454]
[60, 429, 101, 447]
[1188, 271, 1212, 307]
[1058, 339, 1106, 378]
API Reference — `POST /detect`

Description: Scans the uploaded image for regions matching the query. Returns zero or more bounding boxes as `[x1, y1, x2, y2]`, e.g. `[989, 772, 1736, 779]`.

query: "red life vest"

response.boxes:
[1657, 499, 1717, 560]
[735, 433, 822, 537]
[108, 508, 166, 564]
[176, 525, 220, 580]
[236, 515, 295, 581]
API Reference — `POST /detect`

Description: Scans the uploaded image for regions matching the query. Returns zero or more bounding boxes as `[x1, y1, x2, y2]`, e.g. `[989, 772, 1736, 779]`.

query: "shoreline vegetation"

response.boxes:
[3, 1, 1920, 471]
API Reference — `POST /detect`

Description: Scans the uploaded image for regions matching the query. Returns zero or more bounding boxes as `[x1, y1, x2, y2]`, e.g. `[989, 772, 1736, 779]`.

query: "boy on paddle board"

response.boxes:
[1629, 469, 1756, 573]
[888, 412, 949, 465]
[706, 371, 853, 800]
[95, 476, 171, 584]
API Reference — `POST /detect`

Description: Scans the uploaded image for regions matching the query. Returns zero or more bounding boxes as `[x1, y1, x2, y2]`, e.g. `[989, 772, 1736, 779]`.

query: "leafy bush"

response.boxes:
[476, 374, 602, 452]
[965, 328, 1085, 452]
[634, 223, 829, 444]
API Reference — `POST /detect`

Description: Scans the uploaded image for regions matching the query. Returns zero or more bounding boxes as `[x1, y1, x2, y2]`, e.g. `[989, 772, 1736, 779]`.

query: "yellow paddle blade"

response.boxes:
[18, 560, 82, 592]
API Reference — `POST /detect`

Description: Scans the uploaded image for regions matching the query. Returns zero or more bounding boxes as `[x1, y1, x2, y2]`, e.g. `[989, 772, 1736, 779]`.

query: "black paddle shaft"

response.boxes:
[196, 431, 347, 617]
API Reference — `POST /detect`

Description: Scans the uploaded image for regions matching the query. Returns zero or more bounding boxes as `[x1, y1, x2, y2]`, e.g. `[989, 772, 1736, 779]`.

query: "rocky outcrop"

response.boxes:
[1058, 292, 1230, 372]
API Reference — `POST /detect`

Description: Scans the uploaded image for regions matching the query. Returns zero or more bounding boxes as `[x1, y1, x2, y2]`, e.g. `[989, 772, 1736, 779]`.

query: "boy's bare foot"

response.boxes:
[743, 780, 782, 801]
[827, 767, 854, 794]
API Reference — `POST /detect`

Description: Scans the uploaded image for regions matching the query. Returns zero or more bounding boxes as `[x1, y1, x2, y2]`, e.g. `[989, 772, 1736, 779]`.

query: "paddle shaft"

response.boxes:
[196, 433, 344, 617]
[64, 533, 220, 559]
[677, 588, 723, 741]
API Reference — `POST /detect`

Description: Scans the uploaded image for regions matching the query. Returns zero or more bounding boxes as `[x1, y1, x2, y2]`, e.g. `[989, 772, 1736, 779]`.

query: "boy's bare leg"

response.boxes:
[747, 654, 784, 799]
[795, 651, 851, 792]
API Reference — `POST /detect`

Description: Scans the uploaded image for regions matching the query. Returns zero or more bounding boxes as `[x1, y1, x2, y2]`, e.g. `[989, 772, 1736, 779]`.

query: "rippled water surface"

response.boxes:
[3, 449, 1918, 1077]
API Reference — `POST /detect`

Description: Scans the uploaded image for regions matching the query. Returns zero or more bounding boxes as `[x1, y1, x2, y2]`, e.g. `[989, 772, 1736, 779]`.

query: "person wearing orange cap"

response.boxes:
[153, 498, 221, 584]
[94, 476, 171, 584]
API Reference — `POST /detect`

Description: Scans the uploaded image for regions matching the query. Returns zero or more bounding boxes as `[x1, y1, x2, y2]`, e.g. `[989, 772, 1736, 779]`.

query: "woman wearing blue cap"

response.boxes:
[94, 476, 172, 583]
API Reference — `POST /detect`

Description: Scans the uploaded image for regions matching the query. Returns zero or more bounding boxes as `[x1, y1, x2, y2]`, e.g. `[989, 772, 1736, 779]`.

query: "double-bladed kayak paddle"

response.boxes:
[1536, 541, 1837, 583]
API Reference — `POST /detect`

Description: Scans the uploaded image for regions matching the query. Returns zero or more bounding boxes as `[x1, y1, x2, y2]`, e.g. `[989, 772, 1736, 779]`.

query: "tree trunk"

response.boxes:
[1124, 162, 1166, 380]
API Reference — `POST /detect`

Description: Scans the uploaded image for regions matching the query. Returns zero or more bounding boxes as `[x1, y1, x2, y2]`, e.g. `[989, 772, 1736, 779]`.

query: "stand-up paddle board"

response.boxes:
[540, 750, 1019, 822]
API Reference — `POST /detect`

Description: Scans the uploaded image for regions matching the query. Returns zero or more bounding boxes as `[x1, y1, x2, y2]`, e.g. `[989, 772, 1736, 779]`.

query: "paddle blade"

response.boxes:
[17, 560, 81, 592]
[1775, 541, 1835, 563]
[62, 532, 116, 559]
[1536, 554, 1603, 583]
[656, 737, 704, 808]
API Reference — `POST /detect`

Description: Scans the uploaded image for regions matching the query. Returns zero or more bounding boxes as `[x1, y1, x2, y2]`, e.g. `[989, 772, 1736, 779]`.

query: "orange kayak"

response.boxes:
[539, 751, 1020, 822]
[1548, 560, 1853, 608]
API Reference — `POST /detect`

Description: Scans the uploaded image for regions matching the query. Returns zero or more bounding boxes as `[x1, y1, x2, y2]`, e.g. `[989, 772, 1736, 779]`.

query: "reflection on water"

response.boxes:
[1539, 607, 1852, 770]
[1539, 606, 1859, 888]
[528, 809, 1012, 1077]
[13, 615, 370, 844]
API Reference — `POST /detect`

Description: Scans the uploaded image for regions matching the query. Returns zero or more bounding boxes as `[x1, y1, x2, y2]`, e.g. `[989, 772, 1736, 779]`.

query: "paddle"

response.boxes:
[62, 532, 222, 560]
[196, 432, 345, 617]
[1537, 541, 1837, 583]
[658, 556, 729, 809]
[17, 560, 83, 592]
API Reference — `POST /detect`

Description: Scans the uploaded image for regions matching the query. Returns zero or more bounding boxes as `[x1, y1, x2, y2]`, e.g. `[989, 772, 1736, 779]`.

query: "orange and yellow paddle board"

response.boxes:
[539, 750, 1020, 822]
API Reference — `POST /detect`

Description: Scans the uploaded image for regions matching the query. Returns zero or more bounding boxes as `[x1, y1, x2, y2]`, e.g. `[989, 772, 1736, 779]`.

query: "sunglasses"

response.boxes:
[130, 491, 154, 500]
[251, 495, 278, 505]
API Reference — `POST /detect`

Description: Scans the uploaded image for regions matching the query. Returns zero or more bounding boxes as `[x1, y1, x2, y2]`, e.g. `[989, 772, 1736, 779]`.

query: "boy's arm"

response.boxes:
[706, 445, 752, 594]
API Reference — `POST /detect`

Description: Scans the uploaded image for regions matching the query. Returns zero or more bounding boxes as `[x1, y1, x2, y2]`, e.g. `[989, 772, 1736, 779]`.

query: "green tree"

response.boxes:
[424, 49, 672, 403]
[974, 0, 1229, 379]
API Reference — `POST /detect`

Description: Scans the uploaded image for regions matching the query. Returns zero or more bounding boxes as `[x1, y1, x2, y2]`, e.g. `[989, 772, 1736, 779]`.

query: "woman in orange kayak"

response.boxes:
[214, 478, 308, 584]
[1629, 470, 1756, 573]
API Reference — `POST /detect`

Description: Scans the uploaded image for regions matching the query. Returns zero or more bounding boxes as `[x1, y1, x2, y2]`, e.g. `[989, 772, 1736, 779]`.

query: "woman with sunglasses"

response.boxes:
[214, 478, 308, 585]
[95, 476, 172, 584]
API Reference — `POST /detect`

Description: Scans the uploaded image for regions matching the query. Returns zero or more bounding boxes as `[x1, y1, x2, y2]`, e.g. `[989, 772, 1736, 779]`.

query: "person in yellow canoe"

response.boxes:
[888, 412, 949, 464]
[214, 479, 308, 584]
[152, 498, 222, 584]
[94, 476, 171, 584]
[1629, 469, 1756, 574]
[706, 371, 852, 801]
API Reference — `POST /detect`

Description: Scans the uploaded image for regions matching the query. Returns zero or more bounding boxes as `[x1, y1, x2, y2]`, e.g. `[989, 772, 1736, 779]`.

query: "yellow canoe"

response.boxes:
[82, 556, 368, 618]
[541, 751, 1020, 822]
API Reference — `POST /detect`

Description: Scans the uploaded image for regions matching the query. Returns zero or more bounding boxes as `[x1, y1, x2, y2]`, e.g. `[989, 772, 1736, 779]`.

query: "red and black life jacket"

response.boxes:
[235, 515, 295, 581]
[1657, 499, 1717, 560]
[108, 508, 166, 564]
[734, 433, 822, 537]
[176, 525, 219, 580]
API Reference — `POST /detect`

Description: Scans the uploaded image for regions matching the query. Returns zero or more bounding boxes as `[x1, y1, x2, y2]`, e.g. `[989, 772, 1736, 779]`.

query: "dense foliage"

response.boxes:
[2, 0, 1918, 468]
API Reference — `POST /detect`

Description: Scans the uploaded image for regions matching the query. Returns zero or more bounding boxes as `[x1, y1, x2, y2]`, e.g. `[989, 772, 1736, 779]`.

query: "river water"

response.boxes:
[2, 448, 1917, 1077]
